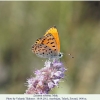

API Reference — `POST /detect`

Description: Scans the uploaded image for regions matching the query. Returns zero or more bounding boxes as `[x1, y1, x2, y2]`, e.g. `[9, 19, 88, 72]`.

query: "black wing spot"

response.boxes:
[40, 44, 42, 46]
[32, 45, 34, 48]
[49, 34, 52, 36]
[35, 47, 37, 50]
[47, 42, 49, 44]
[47, 39, 50, 41]
[42, 49, 45, 51]
[51, 42, 54, 44]
[43, 52, 44, 54]
[52, 46, 55, 47]
[48, 38, 51, 41]
[36, 38, 41, 41]
[49, 49, 51, 50]
[44, 46, 47, 48]
[35, 41, 38, 43]
[45, 50, 47, 52]
[46, 35, 49, 37]
[42, 38, 46, 42]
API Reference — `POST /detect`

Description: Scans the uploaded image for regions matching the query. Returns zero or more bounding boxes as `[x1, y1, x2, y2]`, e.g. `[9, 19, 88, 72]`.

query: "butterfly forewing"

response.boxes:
[45, 26, 60, 52]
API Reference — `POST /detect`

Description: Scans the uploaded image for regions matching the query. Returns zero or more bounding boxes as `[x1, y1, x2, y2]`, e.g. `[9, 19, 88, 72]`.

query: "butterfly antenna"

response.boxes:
[68, 54, 74, 58]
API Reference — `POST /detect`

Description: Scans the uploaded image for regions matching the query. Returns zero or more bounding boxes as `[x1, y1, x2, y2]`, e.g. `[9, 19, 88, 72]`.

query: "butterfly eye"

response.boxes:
[59, 53, 63, 58]
[59, 54, 61, 57]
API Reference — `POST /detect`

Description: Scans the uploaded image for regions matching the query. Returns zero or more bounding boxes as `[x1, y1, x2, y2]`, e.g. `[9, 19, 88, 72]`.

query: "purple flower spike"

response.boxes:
[25, 60, 66, 94]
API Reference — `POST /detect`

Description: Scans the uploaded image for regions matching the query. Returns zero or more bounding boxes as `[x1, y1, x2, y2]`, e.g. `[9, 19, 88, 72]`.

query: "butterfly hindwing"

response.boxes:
[32, 44, 57, 58]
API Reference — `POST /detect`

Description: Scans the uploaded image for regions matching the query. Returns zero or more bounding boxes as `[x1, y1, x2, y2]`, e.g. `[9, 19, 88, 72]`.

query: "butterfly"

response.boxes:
[32, 26, 63, 60]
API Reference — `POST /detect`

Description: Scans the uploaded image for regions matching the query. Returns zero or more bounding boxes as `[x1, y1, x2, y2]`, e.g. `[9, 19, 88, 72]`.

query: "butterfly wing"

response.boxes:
[32, 26, 61, 59]
[45, 26, 60, 53]
[32, 33, 58, 58]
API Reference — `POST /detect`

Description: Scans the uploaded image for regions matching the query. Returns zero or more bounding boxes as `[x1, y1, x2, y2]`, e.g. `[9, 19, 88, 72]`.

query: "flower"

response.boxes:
[25, 60, 66, 94]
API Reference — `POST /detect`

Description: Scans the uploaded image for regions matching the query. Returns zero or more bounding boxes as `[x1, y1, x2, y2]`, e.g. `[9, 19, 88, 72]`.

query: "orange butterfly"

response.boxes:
[32, 26, 63, 60]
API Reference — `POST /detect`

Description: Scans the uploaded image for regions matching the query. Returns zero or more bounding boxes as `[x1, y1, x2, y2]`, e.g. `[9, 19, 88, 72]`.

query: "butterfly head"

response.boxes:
[58, 52, 63, 58]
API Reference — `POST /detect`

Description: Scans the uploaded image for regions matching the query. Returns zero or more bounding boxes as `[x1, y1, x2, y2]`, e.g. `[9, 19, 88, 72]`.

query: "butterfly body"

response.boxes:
[32, 26, 63, 59]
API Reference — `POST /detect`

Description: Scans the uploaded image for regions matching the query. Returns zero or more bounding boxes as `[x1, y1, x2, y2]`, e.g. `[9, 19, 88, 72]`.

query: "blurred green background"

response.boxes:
[0, 1, 100, 94]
